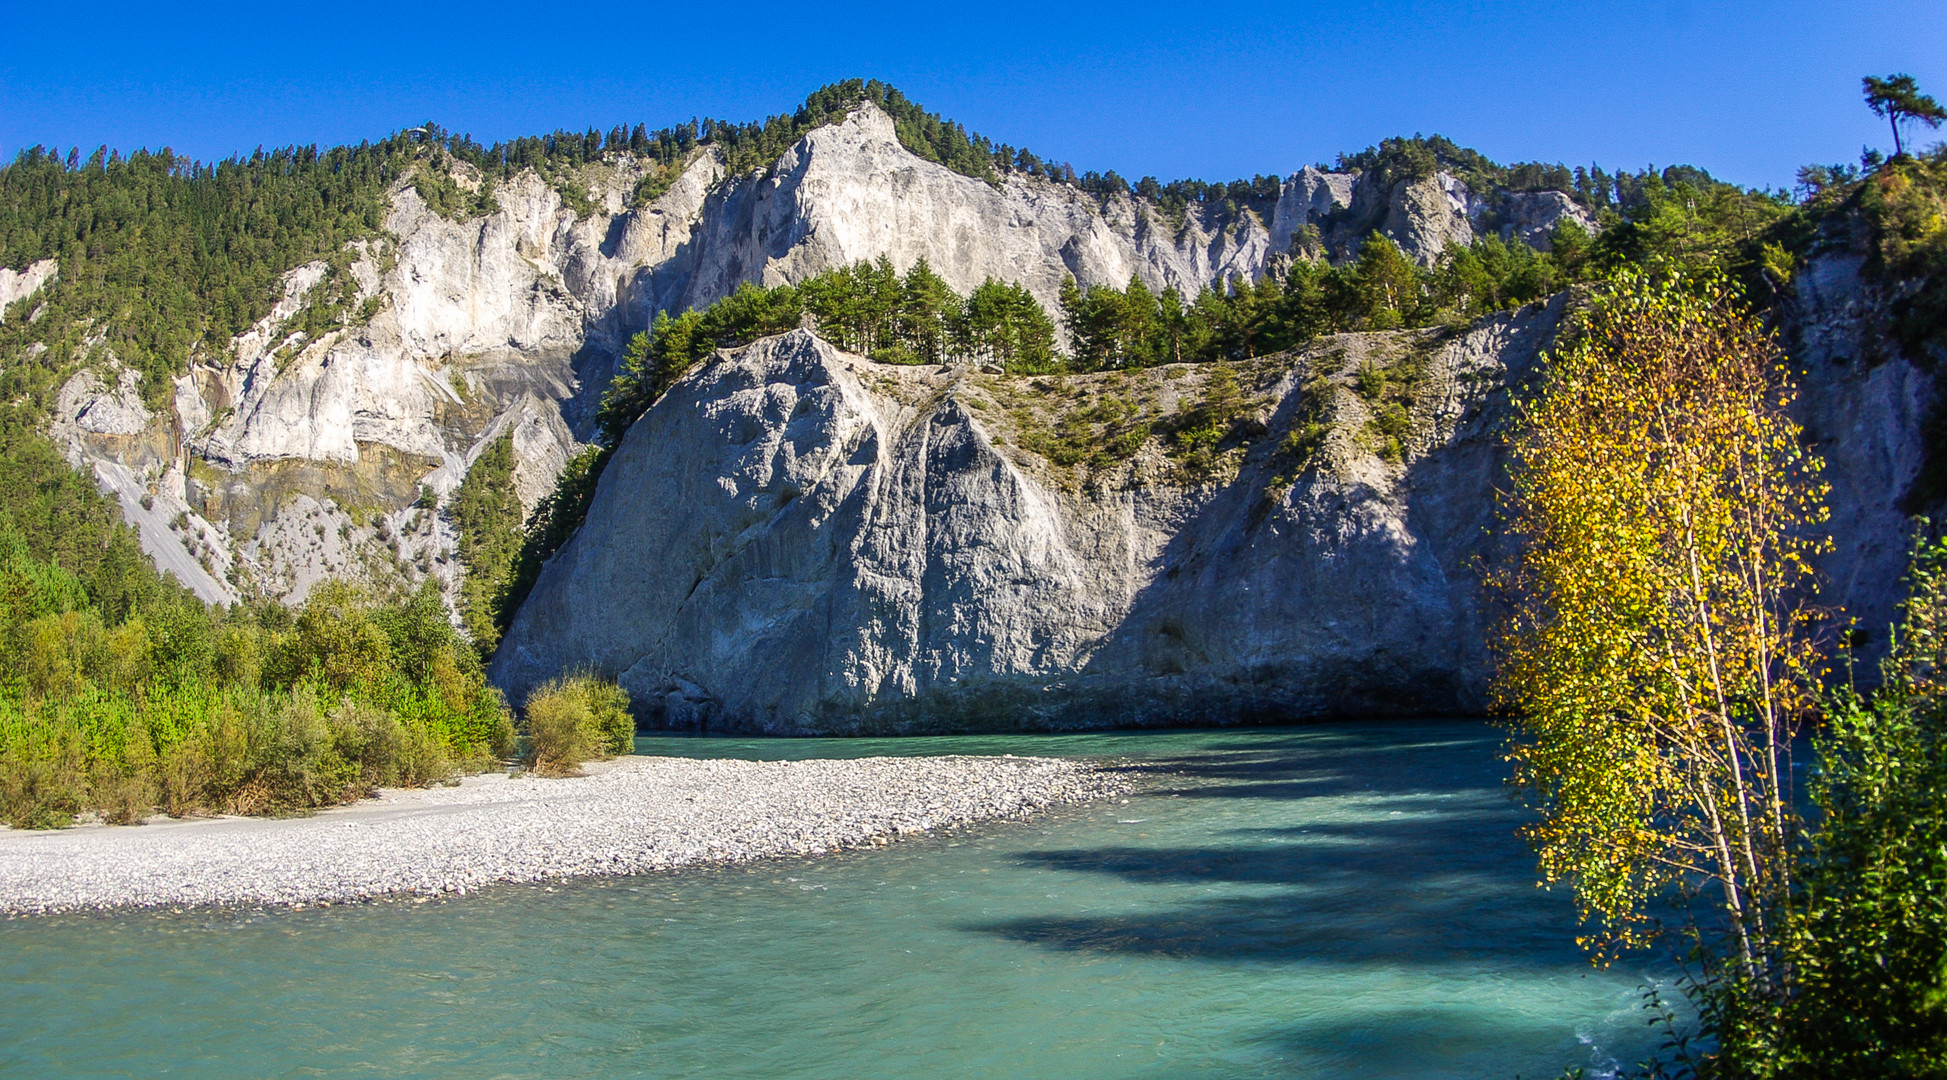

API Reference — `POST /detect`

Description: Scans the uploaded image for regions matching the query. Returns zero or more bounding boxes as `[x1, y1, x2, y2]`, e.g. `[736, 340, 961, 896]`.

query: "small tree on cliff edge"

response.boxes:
[1489, 270, 1832, 997]
[1864, 74, 1946, 159]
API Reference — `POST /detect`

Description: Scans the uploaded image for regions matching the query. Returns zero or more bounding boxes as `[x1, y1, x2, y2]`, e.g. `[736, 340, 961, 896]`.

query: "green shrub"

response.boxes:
[1354, 362, 1387, 401]
[1723, 533, 1947, 1075]
[0, 753, 83, 829]
[0, 575, 517, 827]
[583, 681, 634, 756]
[522, 674, 632, 776]
[327, 699, 451, 790]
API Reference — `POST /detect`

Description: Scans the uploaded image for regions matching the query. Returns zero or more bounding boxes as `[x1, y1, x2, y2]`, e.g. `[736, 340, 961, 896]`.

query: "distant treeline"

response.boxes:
[1330, 133, 1764, 212]
[0, 74, 1788, 419]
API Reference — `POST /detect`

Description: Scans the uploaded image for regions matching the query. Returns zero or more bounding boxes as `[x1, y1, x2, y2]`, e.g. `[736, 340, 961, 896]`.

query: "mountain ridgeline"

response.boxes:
[0, 79, 1942, 735]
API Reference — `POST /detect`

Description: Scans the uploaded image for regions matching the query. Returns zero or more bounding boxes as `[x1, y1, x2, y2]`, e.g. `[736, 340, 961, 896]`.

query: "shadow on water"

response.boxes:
[967, 725, 1586, 970]
[1262, 1004, 1625, 1080]
[0, 722, 1660, 1079]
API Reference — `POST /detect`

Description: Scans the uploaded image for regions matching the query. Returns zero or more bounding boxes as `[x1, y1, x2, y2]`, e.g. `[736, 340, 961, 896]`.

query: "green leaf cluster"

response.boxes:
[0, 561, 518, 827]
[1706, 533, 1947, 1076]
[450, 431, 524, 651]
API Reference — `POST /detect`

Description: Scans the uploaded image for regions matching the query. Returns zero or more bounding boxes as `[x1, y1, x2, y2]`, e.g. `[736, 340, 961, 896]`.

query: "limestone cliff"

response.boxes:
[30, 96, 1929, 729]
[492, 248, 1929, 734]
[491, 313, 1544, 731]
[57, 102, 1531, 609]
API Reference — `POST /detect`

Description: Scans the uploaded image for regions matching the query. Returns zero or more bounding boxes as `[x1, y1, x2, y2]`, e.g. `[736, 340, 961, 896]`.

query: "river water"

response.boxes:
[1, 722, 1666, 1078]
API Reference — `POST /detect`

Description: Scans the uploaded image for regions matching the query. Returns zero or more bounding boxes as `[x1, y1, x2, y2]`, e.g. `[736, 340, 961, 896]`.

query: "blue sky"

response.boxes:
[4, 0, 1943, 191]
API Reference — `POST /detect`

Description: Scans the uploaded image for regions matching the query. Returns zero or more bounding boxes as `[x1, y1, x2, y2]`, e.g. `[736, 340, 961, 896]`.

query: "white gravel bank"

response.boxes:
[0, 754, 1125, 916]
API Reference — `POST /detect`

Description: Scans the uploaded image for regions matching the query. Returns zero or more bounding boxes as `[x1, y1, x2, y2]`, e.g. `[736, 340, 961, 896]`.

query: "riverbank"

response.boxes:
[0, 754, 1126, 916]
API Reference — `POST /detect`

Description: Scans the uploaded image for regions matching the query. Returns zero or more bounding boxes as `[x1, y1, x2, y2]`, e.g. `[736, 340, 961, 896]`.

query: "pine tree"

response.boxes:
[1864, 74, 1947, 158]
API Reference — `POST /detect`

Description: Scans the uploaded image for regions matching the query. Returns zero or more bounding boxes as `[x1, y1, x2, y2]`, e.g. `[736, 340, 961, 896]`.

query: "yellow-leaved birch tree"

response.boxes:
[1492, 270, 1831, 985]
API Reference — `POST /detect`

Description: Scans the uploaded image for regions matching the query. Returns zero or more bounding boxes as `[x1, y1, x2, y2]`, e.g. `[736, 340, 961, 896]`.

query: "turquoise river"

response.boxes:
[1, 722, 1671, 1078]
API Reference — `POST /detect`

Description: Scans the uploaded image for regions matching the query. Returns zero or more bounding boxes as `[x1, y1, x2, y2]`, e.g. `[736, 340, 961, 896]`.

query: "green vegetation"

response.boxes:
[1753, 534, 1947, 1074]
[977, 362, 1272, 488]
[1329, 133, 1607, 223]
[1850, 153, 1947, 358]
[521, 674, 632, 776]
[1489, 77, 1947, 1074]
[0, 142, 406, 410]
[412, 159, 499, 221]
[1161, 366, 1265, 475]
[597, 257, 1057, 449]
[0, 561, 515, 828]
[0, 173, 521, 824]
[1352, 343, 1431, 464]
[1864, 74, 1946, 159]
[1493, 270, 1826, 969]
[511, 444, 606, 586]
[450, 431, 524, 650]
[1006, 381, 1152, 477]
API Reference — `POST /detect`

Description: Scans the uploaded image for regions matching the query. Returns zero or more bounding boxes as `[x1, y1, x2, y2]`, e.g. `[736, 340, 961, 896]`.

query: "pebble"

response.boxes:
[0, 754, 1127, 916]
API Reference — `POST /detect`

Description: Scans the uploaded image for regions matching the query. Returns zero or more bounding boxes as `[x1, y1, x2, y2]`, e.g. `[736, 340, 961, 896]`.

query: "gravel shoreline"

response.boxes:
[0, 754, 1126, 916]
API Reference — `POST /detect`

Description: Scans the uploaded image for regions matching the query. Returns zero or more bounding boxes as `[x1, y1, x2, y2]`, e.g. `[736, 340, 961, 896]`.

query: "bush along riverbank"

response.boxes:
[0, 570, 645, 828]
[0, 550, 520, 827]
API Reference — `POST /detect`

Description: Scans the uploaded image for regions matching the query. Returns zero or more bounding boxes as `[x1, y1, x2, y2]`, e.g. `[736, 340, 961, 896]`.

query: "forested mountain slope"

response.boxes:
[2, 79, 1940, 732]
[0, 83, 1616, 616]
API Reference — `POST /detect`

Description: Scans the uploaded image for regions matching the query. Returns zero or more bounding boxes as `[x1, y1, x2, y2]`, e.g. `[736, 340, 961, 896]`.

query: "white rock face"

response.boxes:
[659, 105, 1282, 318]
[1786, 252, 1935, 658]
[1269, 166, 1354, 253]
[1498, 190, 1599, 250]
[32, 104, 1611, 625]
[495, 280, 1930, 732]
[1382, 174, 1477, 265]
[57, 367, 152, 436]
[0, 258, 56, 319]
[492, 316, 1566, 731]
[47, 364, 234, 606]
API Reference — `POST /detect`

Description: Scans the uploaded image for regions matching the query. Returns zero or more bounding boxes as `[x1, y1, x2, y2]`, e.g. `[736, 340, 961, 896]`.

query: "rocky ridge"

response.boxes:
[48, 104, 1598, 611]
[492, 313, 1541, 731]
[493, 244, 1926, 733]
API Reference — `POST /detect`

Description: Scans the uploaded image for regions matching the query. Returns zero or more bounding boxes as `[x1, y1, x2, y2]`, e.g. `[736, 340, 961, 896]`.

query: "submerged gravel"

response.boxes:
[0, 754, 1126, 916]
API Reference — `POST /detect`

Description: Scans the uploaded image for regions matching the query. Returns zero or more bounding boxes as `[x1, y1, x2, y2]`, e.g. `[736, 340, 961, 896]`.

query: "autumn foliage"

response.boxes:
[1491, 270, 1831, 979]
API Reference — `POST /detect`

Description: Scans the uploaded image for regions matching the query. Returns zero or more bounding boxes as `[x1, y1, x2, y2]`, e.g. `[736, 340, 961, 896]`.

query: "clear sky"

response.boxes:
[4, 0, 1943, 192]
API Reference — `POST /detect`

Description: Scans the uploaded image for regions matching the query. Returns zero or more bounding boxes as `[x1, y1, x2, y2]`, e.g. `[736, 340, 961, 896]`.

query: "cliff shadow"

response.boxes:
[963, 724, 1579, 969]
[1068, 303, 1561, 729]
